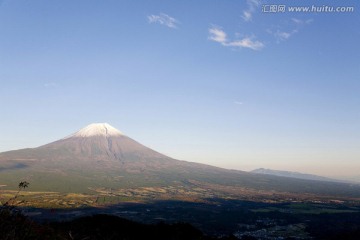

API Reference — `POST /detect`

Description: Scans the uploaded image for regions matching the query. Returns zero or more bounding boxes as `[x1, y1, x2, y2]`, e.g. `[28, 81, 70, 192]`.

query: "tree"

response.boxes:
[2, 181, 30, 207]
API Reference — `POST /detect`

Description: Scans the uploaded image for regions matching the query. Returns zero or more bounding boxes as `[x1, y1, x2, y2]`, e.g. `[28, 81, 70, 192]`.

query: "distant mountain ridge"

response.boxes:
[251, 168, 343, 183]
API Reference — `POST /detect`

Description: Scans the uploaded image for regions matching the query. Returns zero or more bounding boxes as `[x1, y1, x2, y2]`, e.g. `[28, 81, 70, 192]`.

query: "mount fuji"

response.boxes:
[0, 123, 360, 199]
[0, 123, 230, 192]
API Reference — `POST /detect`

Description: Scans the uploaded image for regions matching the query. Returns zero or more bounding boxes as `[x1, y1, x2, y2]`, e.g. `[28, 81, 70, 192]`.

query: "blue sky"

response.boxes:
[0, 0, 359, 178]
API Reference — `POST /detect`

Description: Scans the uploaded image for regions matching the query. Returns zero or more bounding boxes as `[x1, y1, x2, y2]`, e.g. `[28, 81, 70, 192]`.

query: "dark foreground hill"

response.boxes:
[0, 209, 235, 240]
[2, 201, 360, 240]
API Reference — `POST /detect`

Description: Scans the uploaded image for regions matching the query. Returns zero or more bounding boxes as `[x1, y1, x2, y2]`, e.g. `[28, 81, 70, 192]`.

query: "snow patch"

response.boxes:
[64, 123, 124, 139]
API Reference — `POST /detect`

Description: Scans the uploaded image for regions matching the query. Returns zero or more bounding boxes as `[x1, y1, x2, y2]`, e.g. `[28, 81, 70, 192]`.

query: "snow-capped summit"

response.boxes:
[39, 122, 165, 162]
[64, 123, 124, 139]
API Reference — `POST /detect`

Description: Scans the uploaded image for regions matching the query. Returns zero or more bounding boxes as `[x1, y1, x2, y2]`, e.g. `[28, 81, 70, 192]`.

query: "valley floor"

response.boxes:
[2, 184, 360, 239]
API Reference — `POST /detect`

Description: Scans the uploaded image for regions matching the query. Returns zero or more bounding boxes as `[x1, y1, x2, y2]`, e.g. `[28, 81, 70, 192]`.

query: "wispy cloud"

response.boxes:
[208, 27, 228, 44]
[44, 82, 58, 88]
[268, 18, 313, 42]
[226, 37, 264, 51]
[268, 29, 298, 42]
[147, 13, 179, 29]
[292, 18, 313, 25]
[292, 18, 303, 25]
[208, 26, 264, 51]
[242, 0, 260, 22]
[234, 101, 244, 105]
[275, 31, 292, 41]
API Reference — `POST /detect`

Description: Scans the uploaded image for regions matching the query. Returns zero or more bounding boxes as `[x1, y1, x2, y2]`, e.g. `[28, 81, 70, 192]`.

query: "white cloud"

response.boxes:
[292, 18, 303, 25]
[208, 27, 264, 51]
[242, 10, 252, 22]
[44, 82, 58, 88]
[226, 37, 264, 51]
[148, 13, 179, 29]
[292, 18, 314, 26]
[234, 101, 243, 105]
[242, 0, 260, 22]
[271, 29, 298, 42]
[276, 31, 291, 40]
[208, 27, 227, 44]
[269, 18, 313, 42]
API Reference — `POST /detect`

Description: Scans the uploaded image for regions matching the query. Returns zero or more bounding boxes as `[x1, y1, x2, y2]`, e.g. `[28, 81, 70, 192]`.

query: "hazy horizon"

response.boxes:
[0, 0, 359, 179]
